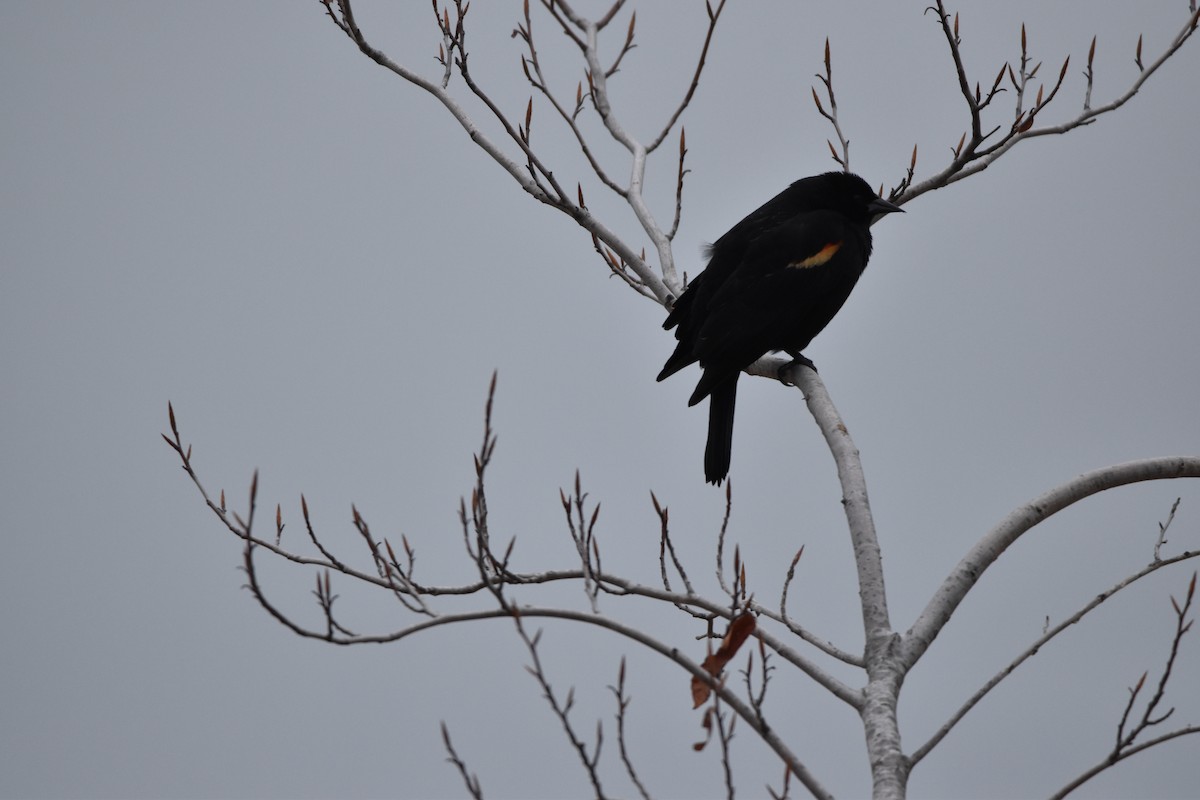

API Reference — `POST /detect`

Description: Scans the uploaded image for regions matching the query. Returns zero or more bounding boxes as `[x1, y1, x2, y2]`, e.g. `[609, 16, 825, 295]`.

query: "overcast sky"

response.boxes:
[2, 2, 1198, 798]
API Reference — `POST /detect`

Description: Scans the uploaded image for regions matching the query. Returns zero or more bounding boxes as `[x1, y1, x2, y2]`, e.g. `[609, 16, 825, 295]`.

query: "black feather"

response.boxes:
[657, 172, 903, 484]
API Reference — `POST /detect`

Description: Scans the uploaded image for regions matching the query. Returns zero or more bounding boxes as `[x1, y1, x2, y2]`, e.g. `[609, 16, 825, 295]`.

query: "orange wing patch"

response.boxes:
[788, 241, 843, 269]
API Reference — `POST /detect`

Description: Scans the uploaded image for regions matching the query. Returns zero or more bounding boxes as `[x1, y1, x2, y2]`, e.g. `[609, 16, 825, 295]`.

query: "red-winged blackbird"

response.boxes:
[657, 171, 903, 484]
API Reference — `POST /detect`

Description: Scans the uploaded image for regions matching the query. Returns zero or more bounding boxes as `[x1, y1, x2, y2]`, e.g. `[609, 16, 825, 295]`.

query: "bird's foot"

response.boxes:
[777, 353, 817, 386]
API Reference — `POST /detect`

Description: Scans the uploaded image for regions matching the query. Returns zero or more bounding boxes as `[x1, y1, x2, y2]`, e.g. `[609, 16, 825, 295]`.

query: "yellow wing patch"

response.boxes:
[787, 241, 843, 269]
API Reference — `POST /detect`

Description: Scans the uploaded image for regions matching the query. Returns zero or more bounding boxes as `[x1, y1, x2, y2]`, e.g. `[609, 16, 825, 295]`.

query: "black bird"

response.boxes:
[657, 171, 903, 484]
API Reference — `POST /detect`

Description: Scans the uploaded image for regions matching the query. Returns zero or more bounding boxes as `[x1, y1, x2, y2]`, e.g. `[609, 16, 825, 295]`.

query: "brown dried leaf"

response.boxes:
[691, 614, 757, 707]
[692, 707, 714, 751]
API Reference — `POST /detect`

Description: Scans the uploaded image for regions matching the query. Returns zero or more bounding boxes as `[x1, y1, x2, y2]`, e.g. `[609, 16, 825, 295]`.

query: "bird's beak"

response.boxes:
[869, 197, 904, 220]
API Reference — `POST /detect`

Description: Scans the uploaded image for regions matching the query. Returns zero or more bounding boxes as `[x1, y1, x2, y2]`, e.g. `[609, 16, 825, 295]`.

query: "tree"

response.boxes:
[166, 2, 1199, 797]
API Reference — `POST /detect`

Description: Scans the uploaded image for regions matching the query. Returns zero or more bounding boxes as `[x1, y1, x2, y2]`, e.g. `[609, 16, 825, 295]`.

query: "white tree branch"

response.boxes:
[901, 458, 1200, 669]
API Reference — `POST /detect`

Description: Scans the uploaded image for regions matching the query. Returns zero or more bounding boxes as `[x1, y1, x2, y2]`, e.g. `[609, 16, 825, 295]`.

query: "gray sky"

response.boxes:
[2, 2, 1198, 798]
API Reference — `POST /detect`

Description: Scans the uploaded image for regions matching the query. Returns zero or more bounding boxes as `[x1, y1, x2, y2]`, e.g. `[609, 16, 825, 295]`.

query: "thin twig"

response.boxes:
[511, 615, 609, 798]
[1154, 497, 1181, 562]
[898, 3, 1199, 203]
[903, 457, 1200, 670]
[811, 38, 850, 171]
[324, 0, 671, 302]
[1048, 726, 1200, 800]
[1048, 574, 1198, 800]
[441, 722, 485, 800]
[610, 658, 652, 800]
[911, 550, 1200, 764]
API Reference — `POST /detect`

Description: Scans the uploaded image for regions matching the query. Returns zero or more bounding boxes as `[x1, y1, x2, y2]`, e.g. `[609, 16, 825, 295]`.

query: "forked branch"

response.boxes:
[1048, 573, 1199, 799]
[893, 2, 1199, 202]
[323, 0, 731, 302]
[912, 543, 1199, 765]
[903, 458, 1200, 669]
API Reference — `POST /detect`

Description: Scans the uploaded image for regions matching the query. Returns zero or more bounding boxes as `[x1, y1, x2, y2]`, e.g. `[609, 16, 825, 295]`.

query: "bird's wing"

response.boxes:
[684, 211, 863, 401]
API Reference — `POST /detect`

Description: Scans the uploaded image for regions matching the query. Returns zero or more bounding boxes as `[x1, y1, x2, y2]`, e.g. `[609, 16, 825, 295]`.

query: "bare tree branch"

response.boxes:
[1048, 573, 1198, 799]
[812, 38, 851, 172]
[774, 363, 903, 796]
[911, 548, 1199, 765]
[512, 615, 609, 798]
[170, 5, 1200, 797]
[903, 458, 1200, 669]
[441, 723, 486, 800]
[895, 3, 1200, 203]
[610, 658, 652, 800]
[322, 0, 674, 301]
[1049, 727, 1200, 800]
[1155, 497, 1181, 562]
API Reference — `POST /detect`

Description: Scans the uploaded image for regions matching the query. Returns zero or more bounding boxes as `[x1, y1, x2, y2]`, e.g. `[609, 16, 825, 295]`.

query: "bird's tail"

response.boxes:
[704, 379, 737, 485]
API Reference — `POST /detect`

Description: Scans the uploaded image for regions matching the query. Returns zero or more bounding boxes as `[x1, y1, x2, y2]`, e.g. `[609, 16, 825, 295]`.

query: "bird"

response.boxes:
[657, 171, 903, 484]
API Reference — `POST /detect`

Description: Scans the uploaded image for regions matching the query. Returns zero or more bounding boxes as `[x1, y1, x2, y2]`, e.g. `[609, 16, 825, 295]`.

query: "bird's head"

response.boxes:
[792, 171, 904, 224]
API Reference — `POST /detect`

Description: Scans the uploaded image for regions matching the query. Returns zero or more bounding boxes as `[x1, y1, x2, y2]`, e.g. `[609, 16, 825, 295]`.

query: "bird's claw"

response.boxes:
[777, 354, 817, 386]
